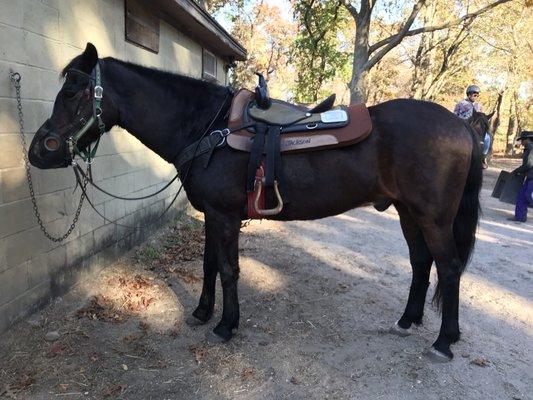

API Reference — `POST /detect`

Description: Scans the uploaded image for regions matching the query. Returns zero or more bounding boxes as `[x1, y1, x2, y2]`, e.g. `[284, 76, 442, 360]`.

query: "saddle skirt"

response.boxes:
[227, 89, 373, 153]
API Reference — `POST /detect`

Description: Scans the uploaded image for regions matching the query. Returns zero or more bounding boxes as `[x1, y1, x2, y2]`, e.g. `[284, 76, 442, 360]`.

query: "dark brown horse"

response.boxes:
[28, 44, 482, 361]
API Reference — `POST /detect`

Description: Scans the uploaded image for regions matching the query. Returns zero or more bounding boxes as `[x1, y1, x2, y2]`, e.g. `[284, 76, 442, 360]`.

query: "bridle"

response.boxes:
[15, 62, 235, 239]
[63, 63, 107, 164]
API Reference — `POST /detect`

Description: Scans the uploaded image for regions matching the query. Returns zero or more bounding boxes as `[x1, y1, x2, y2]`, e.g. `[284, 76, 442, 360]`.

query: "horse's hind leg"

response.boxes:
[205, 213, 241, 343]
[186, 220, 218, 326]
[419, 222, 462, 361]
[393, 204, 433, 334]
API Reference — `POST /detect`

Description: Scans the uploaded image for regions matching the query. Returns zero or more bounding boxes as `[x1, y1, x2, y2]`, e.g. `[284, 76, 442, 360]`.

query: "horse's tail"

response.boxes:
[434, 122, 483, 305]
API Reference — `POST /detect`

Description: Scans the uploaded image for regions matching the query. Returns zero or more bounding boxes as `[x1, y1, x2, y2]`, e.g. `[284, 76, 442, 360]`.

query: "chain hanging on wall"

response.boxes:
[10, 72, 87, 243]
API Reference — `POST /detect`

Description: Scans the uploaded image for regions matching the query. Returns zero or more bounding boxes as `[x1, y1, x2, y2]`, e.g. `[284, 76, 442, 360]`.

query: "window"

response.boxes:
[125, 0, 160, 54]
[203, 49, 217, 81]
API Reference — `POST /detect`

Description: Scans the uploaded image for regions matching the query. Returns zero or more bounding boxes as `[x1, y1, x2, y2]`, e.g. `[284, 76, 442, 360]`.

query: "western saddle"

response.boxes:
[226, 74, 373, 219]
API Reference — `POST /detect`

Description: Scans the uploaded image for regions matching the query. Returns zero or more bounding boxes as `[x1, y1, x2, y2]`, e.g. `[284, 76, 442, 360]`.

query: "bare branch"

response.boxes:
[369, 0, 513, 54]
[365, 0, 426, 70]
[340, 0, 358, 17]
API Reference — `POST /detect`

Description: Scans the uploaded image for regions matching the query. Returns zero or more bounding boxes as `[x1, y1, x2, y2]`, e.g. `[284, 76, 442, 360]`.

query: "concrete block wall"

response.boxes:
[0, 0, 228, 332]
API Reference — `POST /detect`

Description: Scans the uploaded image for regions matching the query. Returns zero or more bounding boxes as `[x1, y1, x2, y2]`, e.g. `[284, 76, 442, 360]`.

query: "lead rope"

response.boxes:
[10, 72, 87, 243]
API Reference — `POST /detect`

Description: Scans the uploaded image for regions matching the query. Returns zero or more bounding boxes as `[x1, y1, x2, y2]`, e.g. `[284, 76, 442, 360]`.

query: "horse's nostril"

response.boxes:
[43, 137, 60, 151]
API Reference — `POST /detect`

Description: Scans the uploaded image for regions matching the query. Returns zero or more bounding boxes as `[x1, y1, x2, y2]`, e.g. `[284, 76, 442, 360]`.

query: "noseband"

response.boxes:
[62, 63, 107, 164]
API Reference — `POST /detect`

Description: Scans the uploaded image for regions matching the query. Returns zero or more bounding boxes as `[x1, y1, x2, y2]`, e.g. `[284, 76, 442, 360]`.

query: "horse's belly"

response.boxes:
[268, 149, 379, 220]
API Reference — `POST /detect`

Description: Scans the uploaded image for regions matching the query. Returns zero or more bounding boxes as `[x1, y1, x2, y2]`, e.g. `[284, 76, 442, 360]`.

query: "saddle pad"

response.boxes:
[227, 89, 373, 153]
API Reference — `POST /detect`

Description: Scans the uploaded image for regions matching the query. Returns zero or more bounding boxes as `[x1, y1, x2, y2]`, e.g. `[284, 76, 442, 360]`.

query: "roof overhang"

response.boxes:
[150, 0, 247, 61]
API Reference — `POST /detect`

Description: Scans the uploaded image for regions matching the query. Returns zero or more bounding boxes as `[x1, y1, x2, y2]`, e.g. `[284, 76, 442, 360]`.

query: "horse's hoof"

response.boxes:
[185, 315, 207, 327]
[205, 329, 231, 344]
[426, 347, 453, 363]
[390, 321, 412, 337]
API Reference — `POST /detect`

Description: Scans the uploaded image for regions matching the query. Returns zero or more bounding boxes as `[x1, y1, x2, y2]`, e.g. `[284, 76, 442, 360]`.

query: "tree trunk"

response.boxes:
[505, 95, 516, 155]
[349, 16, 371, 104]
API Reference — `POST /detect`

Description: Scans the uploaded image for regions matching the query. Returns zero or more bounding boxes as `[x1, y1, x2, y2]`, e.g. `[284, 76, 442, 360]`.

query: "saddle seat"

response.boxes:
[227, 89, 372, 153]
[248, 94, 336, 126]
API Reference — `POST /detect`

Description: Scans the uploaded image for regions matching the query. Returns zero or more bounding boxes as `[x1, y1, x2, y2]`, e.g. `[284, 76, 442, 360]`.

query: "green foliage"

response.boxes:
[291, 0, 351, 103]
[135, 244, 162, 264]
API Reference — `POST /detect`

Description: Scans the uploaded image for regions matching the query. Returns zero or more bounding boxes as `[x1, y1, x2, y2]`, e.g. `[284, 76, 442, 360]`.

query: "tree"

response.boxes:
[291, 0, 350, 103]
[408, 0, 477, 101]
[227, 1, 297, 99]
[340, 0, 514, 103]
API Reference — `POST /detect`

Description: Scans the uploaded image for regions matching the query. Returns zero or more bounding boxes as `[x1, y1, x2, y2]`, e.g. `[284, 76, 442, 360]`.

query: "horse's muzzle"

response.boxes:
[28, 119, 71, 169]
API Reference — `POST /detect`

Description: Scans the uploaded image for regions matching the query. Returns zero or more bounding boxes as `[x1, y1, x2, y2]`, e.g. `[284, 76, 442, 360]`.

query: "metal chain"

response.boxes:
[10, 72, 86, 243]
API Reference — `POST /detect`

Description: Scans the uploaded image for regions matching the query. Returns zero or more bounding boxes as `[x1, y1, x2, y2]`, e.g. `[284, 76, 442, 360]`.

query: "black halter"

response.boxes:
[64, 63, 107, 163]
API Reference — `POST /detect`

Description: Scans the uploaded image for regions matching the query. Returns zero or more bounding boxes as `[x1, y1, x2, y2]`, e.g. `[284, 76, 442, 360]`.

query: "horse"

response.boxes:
[28, 43, 483, 361]
[468, 109, 494, 167]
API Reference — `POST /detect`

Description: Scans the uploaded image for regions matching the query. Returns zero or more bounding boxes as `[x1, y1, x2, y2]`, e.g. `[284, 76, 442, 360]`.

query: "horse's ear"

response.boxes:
[486, 111, 495, 120]
[79, 43, 98, 73]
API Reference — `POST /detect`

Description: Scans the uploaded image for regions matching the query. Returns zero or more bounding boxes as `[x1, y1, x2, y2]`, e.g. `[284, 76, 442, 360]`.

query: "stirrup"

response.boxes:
[253, 179, 283, 216]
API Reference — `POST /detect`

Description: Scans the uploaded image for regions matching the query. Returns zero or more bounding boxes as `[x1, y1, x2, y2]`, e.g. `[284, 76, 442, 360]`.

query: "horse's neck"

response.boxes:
[103, 59, 230, 163]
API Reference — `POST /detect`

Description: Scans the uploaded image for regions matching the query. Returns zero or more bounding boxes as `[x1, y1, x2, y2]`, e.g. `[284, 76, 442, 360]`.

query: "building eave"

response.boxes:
[150, 0, 247, 61]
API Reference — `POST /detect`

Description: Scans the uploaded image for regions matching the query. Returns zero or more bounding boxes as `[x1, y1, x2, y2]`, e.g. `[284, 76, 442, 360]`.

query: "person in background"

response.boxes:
[454, 84, 482, 119]
[454, 84, 491, 168]
[509, 130, 533, 222]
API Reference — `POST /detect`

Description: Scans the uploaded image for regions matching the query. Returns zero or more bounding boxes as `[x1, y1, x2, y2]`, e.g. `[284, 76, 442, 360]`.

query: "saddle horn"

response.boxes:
[254, 72, 271, 110]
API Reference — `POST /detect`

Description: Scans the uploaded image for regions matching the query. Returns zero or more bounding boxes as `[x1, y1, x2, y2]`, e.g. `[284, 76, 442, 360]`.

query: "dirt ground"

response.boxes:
[1, 159, 531, 400]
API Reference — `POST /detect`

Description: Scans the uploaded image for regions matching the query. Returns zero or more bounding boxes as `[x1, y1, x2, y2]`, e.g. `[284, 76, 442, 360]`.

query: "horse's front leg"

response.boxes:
[186, 220, 218, 326]
[205, 213, 241, 342]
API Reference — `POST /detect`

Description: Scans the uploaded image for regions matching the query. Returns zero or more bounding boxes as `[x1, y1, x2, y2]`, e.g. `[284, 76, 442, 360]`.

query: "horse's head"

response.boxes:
[28, 43, 116, 169]
[468, 109, 494, 141]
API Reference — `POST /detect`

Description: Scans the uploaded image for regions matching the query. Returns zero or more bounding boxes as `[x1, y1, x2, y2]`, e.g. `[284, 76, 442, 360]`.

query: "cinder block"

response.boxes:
[3, 226, 52, 270]
[0, 99, 19, 133]
[0, 61, 26, 99]
[0, 135, 23, 169]
[96, 135, 118, 156]
[41, 214, 82, 246]
[24, 30, 63, 71]
[59, 8, 116, 58]
[0, 282, 50, 332]
[0, 265, 29, 306]
[0, 25, 25, 63]
[0, 191, 73, 240]
[0, 239, 7, 273]
[0, 0, 23, 27]
[23, 0, 60, 40]
[0, 198, 35, 239]
[93, 223, 115, 252]
[59, 42, 84, 70]
[65, 232, 95, 267]
[104, 198, 125, 222]
[34, 166, 74, 195]
[37, 68, 63, 101]
[26, 243, 68, 288]
[1, 167, 30, 203]
[20, 99, 53, 134]
[41, 244, 67, 277]
[76, 201, 105, 237]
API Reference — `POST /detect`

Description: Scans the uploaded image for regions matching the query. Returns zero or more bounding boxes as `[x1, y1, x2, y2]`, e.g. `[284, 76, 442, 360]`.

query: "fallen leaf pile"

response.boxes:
[77, 295, 127, 323]
[77, 273, 161, 323]
[159, 225, 205, 263]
